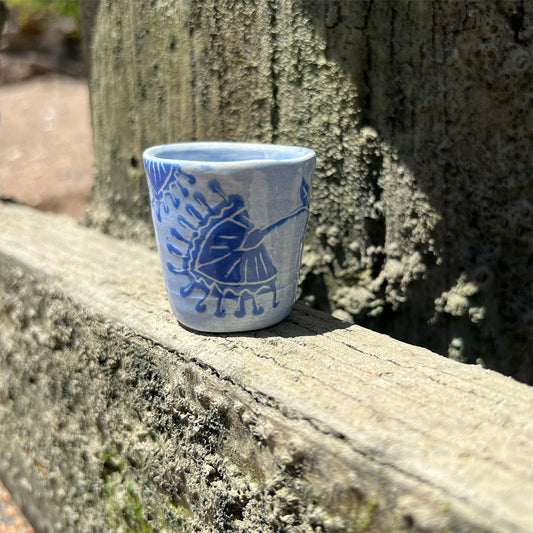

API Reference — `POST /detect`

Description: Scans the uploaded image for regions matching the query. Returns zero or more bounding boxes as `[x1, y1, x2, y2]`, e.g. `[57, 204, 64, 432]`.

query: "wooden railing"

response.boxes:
[1, 202, 532, 532]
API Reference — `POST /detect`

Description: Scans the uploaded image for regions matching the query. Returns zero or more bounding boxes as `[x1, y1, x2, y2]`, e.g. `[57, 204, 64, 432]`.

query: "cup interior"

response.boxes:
[144, 142, 314, 165]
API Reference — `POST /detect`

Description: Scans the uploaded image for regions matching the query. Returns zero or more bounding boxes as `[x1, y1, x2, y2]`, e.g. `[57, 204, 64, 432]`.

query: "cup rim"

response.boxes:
[142, 141, 316, 168]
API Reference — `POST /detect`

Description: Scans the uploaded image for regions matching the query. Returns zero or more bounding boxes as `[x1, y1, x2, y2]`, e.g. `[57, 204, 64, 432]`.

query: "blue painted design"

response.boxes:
[143, 158, 196, 221]
[146, 163, 310, 318]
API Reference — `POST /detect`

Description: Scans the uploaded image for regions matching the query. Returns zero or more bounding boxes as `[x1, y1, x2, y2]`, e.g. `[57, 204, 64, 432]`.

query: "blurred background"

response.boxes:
[1, 2, 91, 530]
[0, 0, 93, 221]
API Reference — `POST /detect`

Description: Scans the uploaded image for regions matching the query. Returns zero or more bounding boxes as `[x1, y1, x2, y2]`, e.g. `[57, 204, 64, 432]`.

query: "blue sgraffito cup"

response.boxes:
[143, 142, 316, 332]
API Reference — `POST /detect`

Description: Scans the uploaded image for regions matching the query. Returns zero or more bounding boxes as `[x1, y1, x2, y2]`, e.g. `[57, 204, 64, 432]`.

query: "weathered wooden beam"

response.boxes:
[79, 1, 533, 380]
[1, 203, 532, 532]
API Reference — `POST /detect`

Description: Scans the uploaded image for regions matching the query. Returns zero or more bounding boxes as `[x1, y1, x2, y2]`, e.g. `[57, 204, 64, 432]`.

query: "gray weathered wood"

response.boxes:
[80, 0, 533, 383]
[1, 202, 532, 532]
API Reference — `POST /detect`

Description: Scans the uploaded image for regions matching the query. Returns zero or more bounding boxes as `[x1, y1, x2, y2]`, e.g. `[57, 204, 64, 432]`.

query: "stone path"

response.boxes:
[0, 75, 93, 220]
[0, 482, 33, 533]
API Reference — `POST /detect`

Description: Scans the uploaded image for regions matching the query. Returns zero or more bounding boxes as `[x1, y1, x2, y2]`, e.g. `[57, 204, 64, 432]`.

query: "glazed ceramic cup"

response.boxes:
[143, 141, 315, 332]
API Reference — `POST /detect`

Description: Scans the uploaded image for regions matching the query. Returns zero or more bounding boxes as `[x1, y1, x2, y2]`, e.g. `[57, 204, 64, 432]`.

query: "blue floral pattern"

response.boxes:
[145, 159, 310, 318]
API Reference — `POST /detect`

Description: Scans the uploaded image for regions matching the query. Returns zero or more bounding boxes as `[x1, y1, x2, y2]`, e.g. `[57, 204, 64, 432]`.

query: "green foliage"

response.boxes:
[4, 0, 80, 22]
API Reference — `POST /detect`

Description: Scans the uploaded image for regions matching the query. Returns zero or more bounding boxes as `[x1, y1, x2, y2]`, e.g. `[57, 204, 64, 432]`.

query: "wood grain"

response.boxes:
[1, 202, 532, 532]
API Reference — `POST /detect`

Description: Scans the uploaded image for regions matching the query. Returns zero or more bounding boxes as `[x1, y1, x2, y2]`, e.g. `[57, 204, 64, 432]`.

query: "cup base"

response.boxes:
[169, 302, 294, 333]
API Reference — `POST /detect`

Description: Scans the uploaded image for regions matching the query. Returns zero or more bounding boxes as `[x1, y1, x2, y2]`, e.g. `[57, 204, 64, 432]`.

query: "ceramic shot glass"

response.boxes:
[143, 141, 316, 333]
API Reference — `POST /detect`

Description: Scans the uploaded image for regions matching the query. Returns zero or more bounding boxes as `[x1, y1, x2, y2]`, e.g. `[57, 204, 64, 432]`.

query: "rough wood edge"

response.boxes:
[1, 203, 532, 532]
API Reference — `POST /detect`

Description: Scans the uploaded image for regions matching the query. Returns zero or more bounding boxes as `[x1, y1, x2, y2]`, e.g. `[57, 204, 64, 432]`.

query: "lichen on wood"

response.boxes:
[80, 0, 533, 382]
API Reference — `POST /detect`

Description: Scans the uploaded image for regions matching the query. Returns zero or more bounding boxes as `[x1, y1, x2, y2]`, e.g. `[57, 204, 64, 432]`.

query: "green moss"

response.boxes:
[349, 499, 378, 532]
[101, 447, 193, 532]
[102, 447, 152, 533]
[104, 472, 153, 533]
[228, 368, 253, 388]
